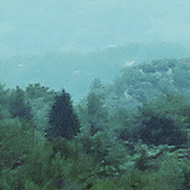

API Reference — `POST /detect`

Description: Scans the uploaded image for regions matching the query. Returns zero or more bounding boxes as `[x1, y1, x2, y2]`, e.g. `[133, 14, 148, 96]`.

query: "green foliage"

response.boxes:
[173, 59, 190, 89]
[61, 155, 98, 189]
[135, 94, 188, 146]
[24, 180, 42, 190]
[2, 61, 190, 190]
[0, 118, 34, 170]
[25, 83, 56, 131]
[78, 79, 109, 136]
[9, 86, 32, 119]
[91, 180, 123, 190]
[80, 130, 129, 177]
[0, 84, 9, 105]
[0, 118, 36, 189]
[181, 170, 190, 190]
[47, 89, 80, 140]
[111, 108, 137, 141]
[25, 83, 53, 100]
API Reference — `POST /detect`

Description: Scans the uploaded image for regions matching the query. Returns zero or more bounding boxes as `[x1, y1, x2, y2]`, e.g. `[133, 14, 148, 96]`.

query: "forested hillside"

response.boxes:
[0, 43, 189, 100]
[1, 58, 190, 189]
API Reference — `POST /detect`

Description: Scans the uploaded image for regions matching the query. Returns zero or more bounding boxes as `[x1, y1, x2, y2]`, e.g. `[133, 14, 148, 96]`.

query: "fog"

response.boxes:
[1, 0, 190, 57]
[1, 0, 190, 100]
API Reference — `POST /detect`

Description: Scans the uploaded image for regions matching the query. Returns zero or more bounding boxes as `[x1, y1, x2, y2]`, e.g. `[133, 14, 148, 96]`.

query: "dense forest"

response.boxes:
[1, 58, 190, 190]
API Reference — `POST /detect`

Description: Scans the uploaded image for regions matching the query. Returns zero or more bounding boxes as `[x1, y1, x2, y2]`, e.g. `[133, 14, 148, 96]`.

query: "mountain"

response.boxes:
[0, 42, 189, 101]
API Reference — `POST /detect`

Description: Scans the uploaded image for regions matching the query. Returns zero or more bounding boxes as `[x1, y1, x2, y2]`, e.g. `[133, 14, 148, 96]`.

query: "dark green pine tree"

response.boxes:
[47, 89, 80, 140]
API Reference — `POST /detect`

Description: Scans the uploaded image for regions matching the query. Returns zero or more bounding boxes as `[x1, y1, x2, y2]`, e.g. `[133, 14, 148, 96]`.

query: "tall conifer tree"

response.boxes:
[47, 90, 80, 140]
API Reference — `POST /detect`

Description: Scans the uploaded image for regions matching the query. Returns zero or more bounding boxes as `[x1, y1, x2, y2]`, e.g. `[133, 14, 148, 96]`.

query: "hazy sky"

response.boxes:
[0, 0, 190, 57]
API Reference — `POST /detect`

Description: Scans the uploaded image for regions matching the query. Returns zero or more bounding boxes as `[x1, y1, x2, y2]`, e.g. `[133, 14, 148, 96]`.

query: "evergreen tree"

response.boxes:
[47, 89, 80, 140]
